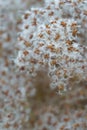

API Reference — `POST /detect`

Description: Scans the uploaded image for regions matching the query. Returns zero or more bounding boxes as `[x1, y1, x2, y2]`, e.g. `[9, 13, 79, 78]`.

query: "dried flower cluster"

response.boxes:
[16, 0, 87, 92]
[0, 0, 87, 130]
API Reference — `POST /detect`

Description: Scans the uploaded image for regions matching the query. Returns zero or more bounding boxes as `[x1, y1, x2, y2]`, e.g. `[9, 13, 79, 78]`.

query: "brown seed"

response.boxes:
[71, 22, 77, 27]
[38, 33, 43, 38]
[24, 41, 31, 47]
[2, 90, 9, 96]
[4, 123, 10, 128]
[46, 30, 51, 35]
[51, 20, 56, 24]
[46, 6, 51, 10]
[23, 50, 29, 56]
[73, 123, 80, 128]
[20, 66, 25, 71]
[54, 33, 60, 41]
[24, 13, 30, 19]
[61, 21, 67, 27]
[32, 18, 37, 26]
[50, 60, 57, 66]
[66, 40, 73, 45]
[30, 58, 37, 64]
[34, 49, 40, 54]
[72, 29, 77, 37]
[44, 54, 49, 59]
[46, 24, 50, 29]
[58, 85, 64, 91]
[34, 10, 38, 14]
[29, 34, 33, 39]
[25, 25, 29, 29]
[63, 117, 70, 122]
[60, 125, 65, 130]
[1, 71, 6, 76]
[47, 44, 54, 49]
[39, 43, 44, 47]
[49, 11, 54, 16]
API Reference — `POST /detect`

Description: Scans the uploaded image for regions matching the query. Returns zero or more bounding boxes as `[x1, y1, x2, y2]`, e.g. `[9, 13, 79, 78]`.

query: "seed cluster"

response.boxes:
[16, 0, 87, 92]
